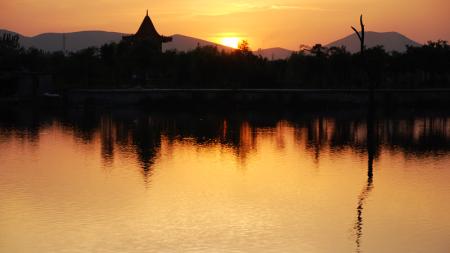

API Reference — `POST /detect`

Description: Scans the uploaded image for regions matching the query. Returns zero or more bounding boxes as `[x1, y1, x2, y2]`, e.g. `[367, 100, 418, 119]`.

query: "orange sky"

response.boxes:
[1, 0, 449, 49]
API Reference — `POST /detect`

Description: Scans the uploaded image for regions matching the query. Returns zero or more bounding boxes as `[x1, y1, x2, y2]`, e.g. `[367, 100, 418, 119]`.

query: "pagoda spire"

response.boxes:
[121, 10, 172, 52]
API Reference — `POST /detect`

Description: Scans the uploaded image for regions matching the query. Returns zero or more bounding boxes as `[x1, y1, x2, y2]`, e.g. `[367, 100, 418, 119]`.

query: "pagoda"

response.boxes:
[122, 10, 172, 52]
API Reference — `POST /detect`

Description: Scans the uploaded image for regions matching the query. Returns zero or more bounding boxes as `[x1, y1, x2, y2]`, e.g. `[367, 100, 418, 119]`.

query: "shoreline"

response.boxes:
[2, 88, 449, 108]
[65, 88, 450, 107]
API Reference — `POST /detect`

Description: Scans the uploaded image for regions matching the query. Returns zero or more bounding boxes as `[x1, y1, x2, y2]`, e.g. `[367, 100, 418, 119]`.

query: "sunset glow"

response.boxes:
[220, 37, 240, 49]
[0, 0, 448, 49]
[1, 0, 450, 252]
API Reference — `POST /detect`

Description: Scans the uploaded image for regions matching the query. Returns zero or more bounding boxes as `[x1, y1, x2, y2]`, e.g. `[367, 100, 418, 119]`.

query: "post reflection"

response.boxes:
[354, 97, 377, 253]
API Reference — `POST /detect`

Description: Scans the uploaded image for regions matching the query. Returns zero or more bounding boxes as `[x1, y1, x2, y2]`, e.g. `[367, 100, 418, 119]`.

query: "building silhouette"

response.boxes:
[122, 10, 172, 52]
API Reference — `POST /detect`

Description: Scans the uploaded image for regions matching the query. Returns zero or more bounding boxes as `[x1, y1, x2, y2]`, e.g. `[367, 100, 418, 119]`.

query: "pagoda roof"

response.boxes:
[135, 10, 160, 39]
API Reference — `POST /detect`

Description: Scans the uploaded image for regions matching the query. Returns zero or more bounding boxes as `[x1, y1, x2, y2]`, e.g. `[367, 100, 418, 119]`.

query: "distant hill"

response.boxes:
[254, 47, 293, 60]
[326, 31, 421, 53]
[0, 29, 124, 52]
[0, 29, 235, 53]
[1, 29, 422, 57]
[163, 34, 233, 52]
[165, 36, 293, 59]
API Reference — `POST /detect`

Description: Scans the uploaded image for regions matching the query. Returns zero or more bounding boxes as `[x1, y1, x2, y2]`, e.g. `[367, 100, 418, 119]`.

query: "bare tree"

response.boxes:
[351, 15, 365, 55]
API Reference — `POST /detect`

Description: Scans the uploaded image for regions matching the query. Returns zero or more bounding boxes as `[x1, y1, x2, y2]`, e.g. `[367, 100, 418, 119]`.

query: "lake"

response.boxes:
[0, 106, 449, 253]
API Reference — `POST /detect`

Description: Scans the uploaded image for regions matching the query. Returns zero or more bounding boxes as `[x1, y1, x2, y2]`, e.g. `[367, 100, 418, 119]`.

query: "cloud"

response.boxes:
[191, 2, 338, 17]
[269, 5, 334, 11]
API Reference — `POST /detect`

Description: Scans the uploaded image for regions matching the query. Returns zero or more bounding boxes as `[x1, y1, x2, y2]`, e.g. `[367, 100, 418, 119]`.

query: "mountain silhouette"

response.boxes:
[163, 34, 233, 52]
[0, 29, 294, 59]
[0, 29, 124, 52]
[1, 29, 421, 57]
[254, 47, 293, 60]
[326, 31, 421, 53]
[0, 29, 235, 53]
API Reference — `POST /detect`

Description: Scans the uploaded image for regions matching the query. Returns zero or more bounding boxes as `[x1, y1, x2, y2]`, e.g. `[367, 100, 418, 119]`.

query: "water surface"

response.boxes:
[0, 108, 449, 253]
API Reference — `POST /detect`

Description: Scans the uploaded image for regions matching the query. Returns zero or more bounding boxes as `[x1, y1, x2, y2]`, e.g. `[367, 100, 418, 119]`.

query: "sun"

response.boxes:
[220, 37, 240, 49]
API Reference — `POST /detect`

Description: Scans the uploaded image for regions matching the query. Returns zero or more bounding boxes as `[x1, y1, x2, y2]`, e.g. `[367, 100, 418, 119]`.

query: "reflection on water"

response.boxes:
[0, 107, 449, 253]
[355, 100, 376, 253]
[2, 109, 447, 172]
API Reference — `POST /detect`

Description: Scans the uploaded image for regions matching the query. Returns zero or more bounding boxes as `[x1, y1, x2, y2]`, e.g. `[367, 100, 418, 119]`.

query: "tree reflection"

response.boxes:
[100, 115, 114, 167]
[0, 107, 448, 185]
[354, 97, 376, 253]
[131, 116, 161, 180]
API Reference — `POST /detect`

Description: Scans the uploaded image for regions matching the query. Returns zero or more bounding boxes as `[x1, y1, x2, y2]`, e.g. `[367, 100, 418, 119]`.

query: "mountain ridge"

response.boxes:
[325, 31, 421, 53]
[1, 29, 422, 59]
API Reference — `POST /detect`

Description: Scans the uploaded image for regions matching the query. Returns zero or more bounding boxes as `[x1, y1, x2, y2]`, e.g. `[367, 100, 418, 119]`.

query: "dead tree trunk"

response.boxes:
[352, 15, 374, 102]
[351, 15, 365, 55]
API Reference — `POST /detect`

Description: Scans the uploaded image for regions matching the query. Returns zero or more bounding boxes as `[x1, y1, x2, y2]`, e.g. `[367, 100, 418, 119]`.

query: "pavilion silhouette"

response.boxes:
[122, 10, 172, 52]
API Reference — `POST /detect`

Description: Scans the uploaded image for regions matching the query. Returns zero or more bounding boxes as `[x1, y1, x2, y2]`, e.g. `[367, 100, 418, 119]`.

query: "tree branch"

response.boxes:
[360, 15, 364, 30]
[351, 26, 362, 41]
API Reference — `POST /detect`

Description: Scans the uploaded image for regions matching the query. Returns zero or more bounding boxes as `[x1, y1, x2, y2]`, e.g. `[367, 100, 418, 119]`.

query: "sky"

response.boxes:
[1, 0, 449, 49]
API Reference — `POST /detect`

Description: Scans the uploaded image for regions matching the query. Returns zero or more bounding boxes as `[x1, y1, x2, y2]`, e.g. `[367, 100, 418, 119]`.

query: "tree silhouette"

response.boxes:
[0, 29, 449, 91]
[0, 33, 20, 50]
[351, 15, 366, 55]
[238, 40, 250, 53]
